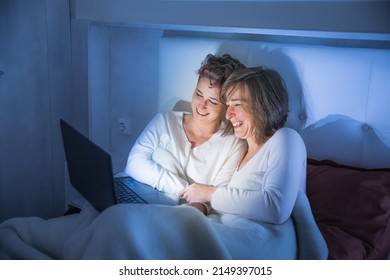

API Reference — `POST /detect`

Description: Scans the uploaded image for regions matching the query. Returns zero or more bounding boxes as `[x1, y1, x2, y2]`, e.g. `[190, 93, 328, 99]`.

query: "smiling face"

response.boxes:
[225, 86, 255, 141]
[191, 76, 224, 124]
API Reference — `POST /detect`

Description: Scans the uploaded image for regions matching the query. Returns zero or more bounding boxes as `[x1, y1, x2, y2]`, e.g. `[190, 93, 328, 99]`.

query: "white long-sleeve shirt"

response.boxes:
[211, 127, 307, 224]
[125, 111, 246, 195]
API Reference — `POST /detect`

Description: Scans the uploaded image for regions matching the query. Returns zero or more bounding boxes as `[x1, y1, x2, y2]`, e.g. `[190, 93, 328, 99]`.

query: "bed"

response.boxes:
[1, 36, 389, 260]
[306, 158, 390, 259]
[159, 37, 390, 260]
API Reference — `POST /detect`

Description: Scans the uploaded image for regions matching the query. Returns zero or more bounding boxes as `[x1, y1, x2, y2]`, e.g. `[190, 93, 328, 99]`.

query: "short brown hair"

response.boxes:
[221, 67, 289, 144]
[197, 54, 246, 87]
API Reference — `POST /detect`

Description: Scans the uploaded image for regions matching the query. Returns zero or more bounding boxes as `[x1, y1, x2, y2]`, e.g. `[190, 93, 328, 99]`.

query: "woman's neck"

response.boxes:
[237, 138, 264, 171]
[183, 114, 221, 148]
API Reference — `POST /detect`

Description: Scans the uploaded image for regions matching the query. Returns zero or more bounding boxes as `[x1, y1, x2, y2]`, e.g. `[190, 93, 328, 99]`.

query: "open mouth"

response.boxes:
[232, 121, 243, 128]
[196, 107, 209, 116]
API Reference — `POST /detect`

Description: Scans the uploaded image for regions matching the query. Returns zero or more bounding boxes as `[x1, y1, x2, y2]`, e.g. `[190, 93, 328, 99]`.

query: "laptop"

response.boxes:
[60, 119, 175, 212]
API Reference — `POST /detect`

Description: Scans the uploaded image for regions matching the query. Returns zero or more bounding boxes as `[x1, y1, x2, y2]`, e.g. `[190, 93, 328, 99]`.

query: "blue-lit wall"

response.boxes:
[0, 0, 72, 221]
[1, 0, 389, 222]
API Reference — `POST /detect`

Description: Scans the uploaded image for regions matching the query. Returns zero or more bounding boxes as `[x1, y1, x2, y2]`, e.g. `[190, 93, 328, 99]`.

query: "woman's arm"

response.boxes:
[178, 135, 245, 204]
[124, 113, 189, 194]
[211, 129, 307, 224]
[209, 136, 246, 188]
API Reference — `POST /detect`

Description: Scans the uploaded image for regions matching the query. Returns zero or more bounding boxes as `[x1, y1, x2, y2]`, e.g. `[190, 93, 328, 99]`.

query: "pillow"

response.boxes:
[306, 158, 390, 260]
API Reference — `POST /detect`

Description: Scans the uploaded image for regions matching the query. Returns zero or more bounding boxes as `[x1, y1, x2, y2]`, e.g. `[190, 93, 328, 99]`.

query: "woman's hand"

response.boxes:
[186, 202, 208, 215]
[179, 183, 216, 203]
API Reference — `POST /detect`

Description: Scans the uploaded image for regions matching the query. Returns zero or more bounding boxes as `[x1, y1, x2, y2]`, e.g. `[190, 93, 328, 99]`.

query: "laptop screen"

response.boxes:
[60, 119, 116, 211]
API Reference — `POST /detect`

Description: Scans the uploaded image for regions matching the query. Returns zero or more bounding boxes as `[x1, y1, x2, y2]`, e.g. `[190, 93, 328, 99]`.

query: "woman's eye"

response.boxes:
[195, 91, 203, 97]
[226, 100, 241, 107]
[209, 99, 220, 106]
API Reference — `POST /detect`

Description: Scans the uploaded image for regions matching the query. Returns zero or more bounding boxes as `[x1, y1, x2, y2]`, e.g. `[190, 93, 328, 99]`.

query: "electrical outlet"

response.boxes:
[118, 118, 132, 135]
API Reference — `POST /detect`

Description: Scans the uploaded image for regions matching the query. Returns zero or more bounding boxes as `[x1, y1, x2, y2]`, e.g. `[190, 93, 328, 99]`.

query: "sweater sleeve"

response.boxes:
[210, 137, 246, 188]
[211, 128, 307, 224]
[124, 113, 189, 194]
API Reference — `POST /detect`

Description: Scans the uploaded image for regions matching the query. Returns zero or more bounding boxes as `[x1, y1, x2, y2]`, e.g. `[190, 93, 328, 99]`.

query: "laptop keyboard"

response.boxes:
[114, 177, 147, 204]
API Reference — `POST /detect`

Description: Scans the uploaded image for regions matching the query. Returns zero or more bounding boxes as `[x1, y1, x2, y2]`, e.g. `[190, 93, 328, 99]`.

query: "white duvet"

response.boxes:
[0, 147, 328, 260]
[0, 190, 327, 260]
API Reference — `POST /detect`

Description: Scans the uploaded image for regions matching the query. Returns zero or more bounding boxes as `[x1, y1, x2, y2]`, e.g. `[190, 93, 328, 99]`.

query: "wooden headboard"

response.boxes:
[158, 37, 390, 169]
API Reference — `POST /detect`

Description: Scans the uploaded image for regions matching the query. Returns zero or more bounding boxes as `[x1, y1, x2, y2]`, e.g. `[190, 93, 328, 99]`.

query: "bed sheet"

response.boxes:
[0, 191, 327, 260]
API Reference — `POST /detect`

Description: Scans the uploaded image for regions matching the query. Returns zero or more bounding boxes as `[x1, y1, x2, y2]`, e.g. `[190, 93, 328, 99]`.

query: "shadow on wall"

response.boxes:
[217, 41, 309, 131]
[301, 115, 390, 169]
[216, 42, 390, 169]
[172, 100, 192, 112]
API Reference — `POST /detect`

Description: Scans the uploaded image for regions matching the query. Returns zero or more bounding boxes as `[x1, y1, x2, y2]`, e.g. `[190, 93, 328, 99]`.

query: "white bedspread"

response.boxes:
[0, 190, 327, 260]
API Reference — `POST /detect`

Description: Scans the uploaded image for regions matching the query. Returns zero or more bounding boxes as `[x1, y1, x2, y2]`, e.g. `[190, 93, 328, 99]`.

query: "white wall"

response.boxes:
[68, 0, 390, 173]
[87, 25, 163, 172]
[158, 37, 390, 168]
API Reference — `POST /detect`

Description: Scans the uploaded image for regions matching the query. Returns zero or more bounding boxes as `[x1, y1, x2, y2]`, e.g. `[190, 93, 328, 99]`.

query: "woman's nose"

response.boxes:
[226, 106, 234, 120]
[199, 99, 208, 108]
